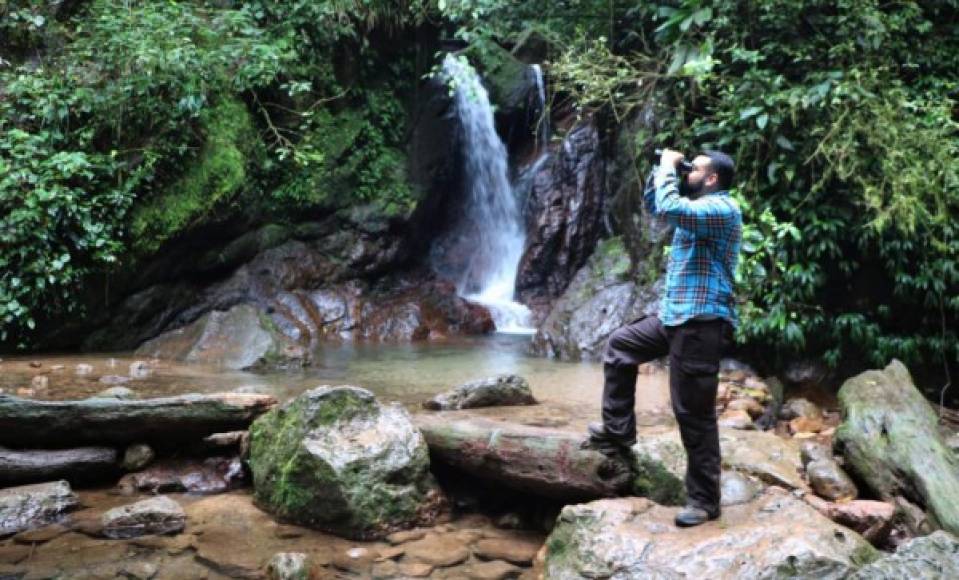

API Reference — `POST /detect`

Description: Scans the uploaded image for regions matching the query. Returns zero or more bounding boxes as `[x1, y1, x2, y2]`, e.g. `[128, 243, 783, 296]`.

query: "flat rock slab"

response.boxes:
[0, 445, 119, 486]
[403, 533, 471, 567]
[461, 559, 523, 579]
[473, 536, 542, 565]
[101, 496, 186, 539]
[0, 480, 78, 536]
[850, 530, 959, 579]
[545, 490, 878, 579]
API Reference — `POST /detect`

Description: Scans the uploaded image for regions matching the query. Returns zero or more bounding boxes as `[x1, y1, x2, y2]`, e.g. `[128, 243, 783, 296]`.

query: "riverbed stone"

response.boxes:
[807, 458, 858, 500]
[403, 533, 470, 567]
[544, 491, 878, 579]
[118, 456, 244, 495]
[135, 303, 309, 370]
[848, 530, 959, 579]
[835, 360, 959, 535]
[101, 496, 186, 539]
[424, 374, 536, 410]
[780, 397, 822, 421]
[121, 443, 155, 472]
[473, 536, 542, 566]
[720, 471, 759, 506]
[95, 386, 137, 400]
[461, 559, 523, 579]
[249, 386, 441, 539]
[267, 552, 310, 580]
[800, 440, 832, 466]
[0, 480, 79, 536]
[804, 495, 895, 544]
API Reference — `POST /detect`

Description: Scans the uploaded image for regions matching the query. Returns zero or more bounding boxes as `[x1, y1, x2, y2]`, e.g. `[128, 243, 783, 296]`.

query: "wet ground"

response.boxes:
[0, 335, 674, 579]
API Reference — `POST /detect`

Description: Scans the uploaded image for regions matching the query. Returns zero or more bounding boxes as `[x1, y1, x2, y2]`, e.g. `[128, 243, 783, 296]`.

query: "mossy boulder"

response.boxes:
[461, 41, 532, 117]
[835, 360, 959, 535]
[248, 386, 441, 539]
[849, 530, 959, 579]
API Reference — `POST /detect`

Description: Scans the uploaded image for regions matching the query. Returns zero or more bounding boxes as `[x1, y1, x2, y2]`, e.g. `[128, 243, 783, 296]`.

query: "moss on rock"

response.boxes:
[249, 386, 439, 539]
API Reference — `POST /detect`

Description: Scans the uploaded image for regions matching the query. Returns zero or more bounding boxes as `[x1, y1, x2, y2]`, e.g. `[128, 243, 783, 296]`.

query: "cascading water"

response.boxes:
[531, 64, 550, 152]
[440, 54, 534, 334]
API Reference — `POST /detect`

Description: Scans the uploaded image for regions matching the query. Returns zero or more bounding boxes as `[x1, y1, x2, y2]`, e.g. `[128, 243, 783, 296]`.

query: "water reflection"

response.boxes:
[0, 334, 671, 420]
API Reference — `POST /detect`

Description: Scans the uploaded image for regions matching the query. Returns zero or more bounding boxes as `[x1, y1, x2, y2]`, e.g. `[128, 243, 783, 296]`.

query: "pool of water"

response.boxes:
[0, 334, 672, 422]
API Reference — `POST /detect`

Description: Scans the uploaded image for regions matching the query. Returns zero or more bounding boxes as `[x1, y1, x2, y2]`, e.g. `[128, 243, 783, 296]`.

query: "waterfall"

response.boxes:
[531, 64, 549, 152]
[440, 54, 534, 335]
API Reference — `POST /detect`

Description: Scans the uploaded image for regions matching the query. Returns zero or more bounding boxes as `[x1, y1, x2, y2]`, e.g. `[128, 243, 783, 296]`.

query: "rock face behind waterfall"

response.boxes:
[516, 123, 606, 318]
[835, 359, 959, 535]
[248, 386, 442, 539]
[544, 492, 878, 579]
[531, 236, 661, 361]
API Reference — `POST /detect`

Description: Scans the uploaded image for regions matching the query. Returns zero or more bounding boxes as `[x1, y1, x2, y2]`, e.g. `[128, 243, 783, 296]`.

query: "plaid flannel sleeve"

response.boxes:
[653, 166, 736, 237]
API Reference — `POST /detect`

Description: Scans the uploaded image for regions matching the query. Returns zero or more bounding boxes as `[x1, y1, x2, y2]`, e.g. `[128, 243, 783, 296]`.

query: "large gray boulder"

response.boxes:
[249, 386, 442, 539]
[136, 303, 308, 370]
[424, 374, 536, 410]
[0, 480, 78, 536]
[545, 491, 879, 579]
[835, 360, 959, 535]
[849, 530, 959, 579]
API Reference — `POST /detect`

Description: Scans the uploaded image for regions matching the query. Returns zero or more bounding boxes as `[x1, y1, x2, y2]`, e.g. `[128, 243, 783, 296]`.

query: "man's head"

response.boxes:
[684, 150, 735, 197]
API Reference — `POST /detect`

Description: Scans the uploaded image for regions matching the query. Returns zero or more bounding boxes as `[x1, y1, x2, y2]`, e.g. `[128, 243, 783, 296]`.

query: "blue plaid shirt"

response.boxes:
[644, 166, 742, 327]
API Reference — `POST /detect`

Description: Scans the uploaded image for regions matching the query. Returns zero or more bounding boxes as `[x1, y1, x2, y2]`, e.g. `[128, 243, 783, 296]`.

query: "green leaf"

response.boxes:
[756, 114, 769, 130]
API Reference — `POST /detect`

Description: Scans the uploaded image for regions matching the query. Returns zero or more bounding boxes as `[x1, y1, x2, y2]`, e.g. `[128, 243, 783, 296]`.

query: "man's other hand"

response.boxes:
[660, 148, 685, 170]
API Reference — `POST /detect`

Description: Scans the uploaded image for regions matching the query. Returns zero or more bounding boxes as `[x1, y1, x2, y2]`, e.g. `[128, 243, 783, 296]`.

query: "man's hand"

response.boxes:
[659, 148, 685, 171]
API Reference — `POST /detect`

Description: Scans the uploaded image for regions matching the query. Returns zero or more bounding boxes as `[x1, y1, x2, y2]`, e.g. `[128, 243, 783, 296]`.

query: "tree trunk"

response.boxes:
[0, 446, 118, 486]
[0, 393, 276, 448]
[835, 360, 959, 536]
[414, 415, 632, 501]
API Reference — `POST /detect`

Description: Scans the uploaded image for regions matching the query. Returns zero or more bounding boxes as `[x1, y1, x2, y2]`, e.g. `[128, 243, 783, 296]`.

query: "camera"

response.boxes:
[654, 148, 694, 174]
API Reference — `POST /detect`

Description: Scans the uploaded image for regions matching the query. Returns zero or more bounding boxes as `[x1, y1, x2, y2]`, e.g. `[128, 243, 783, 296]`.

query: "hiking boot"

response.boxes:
[580, 422, 636, 456]
[674, 505, 721, 528]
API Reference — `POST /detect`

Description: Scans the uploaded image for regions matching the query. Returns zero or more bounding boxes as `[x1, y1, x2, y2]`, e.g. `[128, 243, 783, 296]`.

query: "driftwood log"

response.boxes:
[0, 393, 276, 447]
[415, 415, 631, 501]
[0, 446, 118, 486]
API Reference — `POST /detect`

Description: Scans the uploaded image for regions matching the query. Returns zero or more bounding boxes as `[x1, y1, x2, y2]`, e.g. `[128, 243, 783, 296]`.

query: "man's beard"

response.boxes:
[680, 175, 704, 197]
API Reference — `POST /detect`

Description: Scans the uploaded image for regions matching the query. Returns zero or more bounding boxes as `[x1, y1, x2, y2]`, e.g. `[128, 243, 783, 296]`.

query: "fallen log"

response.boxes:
[0, 393, 276, 448]
[0, 446, 118, 486]
[415, 415, 632, 502]
[835, 360, 959, 536]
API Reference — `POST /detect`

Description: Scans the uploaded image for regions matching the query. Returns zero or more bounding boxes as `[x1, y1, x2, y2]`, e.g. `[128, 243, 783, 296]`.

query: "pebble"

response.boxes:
[75, 363, 94, 375]
[31, 375, 49, 389]
[28, 361, 42, 368]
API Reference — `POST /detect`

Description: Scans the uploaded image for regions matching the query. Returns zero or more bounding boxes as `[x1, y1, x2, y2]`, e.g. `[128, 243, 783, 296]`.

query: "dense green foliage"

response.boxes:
[0, 0, 427, 343]
[440, 0, 959, 380]
[2, 0, 957, 386]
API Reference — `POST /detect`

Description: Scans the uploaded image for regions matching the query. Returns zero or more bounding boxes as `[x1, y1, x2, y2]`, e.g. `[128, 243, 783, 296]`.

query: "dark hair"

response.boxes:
[702, 150, 735, 190]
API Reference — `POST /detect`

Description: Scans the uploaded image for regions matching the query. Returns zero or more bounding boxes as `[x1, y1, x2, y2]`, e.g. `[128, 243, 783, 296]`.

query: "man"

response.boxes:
[583, 148, 742, 527]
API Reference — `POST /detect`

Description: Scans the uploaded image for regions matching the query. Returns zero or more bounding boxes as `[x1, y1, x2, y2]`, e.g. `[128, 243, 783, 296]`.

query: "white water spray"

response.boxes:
[441, 54, 534, 334]
[531, 64, 549, 152]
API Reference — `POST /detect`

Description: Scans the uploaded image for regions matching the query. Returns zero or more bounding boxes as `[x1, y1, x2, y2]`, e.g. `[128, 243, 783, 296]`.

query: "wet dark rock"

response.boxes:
[807, 458, 859, 500]
[0, 481, 79, 536]
[121, 444, 155, 472]
[117, 456, 245, 495]
[249, 386, 441, 539]
[424, 374, 536, 410]
[101, 495, 185, 539]
[516, 123, 606, 316]
[783, 358, 833, 389]
[849, 530, 959, 579]
[0, 446, 118, 486]
[544, 492, 878, 578]
[836, 360, 959, 535]
[531, 236, 661, 361]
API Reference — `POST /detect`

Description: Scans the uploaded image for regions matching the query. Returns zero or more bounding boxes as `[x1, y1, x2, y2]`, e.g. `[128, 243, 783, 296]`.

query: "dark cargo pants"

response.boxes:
[602, 315, 733, 513]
